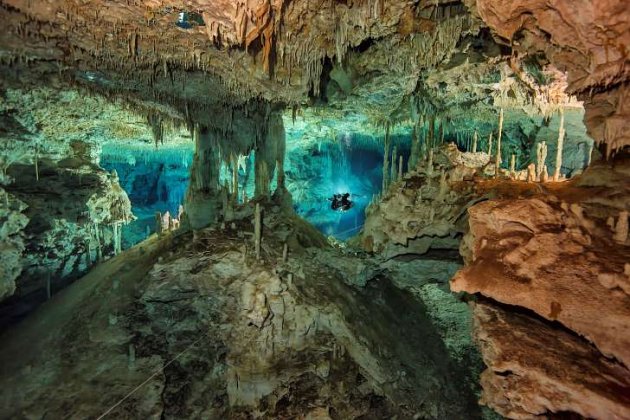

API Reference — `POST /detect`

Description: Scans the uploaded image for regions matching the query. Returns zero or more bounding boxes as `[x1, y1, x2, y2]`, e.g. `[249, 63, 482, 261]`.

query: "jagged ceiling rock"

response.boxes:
[0, 0, 580, 137]
[466, 0, 630, 152]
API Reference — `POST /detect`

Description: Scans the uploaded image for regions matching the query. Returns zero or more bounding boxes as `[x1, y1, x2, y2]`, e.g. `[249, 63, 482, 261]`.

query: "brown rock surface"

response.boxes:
[472, 300, 630, 419]
[0, 205, 481, 419]
[451, 192, 630, 367]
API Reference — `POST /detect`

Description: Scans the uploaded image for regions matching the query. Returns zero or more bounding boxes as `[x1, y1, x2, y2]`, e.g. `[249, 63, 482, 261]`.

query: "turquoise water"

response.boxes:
[100, 131, 412, 245]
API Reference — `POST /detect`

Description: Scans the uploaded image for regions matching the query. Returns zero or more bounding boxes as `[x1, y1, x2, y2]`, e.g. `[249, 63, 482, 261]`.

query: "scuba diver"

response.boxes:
[329, 193, 353, 212]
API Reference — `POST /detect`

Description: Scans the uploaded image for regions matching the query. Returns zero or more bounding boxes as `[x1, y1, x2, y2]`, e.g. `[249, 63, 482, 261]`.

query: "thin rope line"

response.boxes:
[96, 332, 208, 419]
[334, 223, 364, 236]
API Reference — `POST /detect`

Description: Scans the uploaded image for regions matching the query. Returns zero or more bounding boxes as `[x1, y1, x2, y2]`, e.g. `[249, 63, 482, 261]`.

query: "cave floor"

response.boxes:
[0, 204, 486, 419]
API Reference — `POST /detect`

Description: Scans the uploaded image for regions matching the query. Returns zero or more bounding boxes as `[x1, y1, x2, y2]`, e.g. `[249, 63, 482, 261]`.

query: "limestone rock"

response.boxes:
[362, 144, 483, 256]
[451, 196, 630, 367]
[472, 300, 630, 419]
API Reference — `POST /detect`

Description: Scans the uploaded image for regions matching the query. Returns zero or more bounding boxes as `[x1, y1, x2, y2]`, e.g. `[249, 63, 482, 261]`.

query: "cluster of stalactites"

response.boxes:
[184, 108, 287, 230]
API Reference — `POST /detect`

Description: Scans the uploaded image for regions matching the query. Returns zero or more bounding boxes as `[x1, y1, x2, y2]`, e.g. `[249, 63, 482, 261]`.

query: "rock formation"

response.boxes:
[0, 0, 628, 418]
[361, 143, 490, 257]
[450, 155, 630, 417]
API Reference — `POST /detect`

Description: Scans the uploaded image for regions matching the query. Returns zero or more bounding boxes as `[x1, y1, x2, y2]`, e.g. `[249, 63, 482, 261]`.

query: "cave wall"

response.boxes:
[0, 89, 142, 324]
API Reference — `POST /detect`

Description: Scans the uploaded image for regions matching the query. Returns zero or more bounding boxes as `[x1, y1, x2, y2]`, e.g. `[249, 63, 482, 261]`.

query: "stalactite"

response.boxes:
[472, 130, 478, 153]
[495, 108, 504, 178]
[382, 124, 391, 191]
[231, 153, 239, 203]
[554, 109, 565, 182]
[390, 145, 397, 183]
[185, 126, 221, 229]
[536, 142, 548, 181]
[428, 116, 435, 150]
[409, 124, 419, 169]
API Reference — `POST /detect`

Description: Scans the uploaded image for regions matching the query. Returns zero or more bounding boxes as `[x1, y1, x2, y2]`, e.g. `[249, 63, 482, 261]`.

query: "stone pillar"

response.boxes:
[184, 125, 221, 230]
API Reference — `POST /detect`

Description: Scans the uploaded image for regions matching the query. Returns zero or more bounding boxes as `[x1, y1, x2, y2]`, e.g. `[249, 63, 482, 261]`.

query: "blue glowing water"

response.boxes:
[101, 143, 192, 248]
[284, 132, 411, 240]
[99, 132, 411, 246]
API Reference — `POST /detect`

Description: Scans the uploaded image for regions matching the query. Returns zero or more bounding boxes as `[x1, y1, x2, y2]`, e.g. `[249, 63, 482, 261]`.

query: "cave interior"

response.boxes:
[0, 0, 629, 419]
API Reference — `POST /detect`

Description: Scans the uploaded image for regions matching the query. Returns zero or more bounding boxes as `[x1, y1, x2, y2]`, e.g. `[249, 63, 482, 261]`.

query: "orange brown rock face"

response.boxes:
[449, 157, 630, 417]
[451, 189, 630, 366]
[472, 300, 630, 419]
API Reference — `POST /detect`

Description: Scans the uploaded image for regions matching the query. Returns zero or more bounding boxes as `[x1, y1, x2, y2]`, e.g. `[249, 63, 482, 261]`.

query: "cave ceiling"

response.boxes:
[0, 0, 628, 150]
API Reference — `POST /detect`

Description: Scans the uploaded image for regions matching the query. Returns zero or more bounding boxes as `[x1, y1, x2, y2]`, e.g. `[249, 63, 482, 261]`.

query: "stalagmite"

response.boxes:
[282, 243, 288, 263]
[614, 211, 629, 244]
[255, 160, 270, 197]
[34, 144, 39, 181]
[472, 130, 478, 153]
[536, 142, 548, 181]
[112, 223, 122, 255]
[495, 108, 503, 178]
[427, 149, 434, 176]
[526, 163, 536, 182]
[437, 169, 447, 201]
[398, 155, 403, 181]
[254, 203, 262, 260]
[185, 126, 221, 229]
[45, 272, 51, 300]
[94, 223, 103, 262]
[510, 154, 515, 179]
[554, 109, 566, 182]
[409, 125, 419, 169]
[391, 145, 397, 183]
[155, 212, 163, 236]
[162, 211, 171, 233]
[128, 344, 136, 368]
[541, 165, 549, 182]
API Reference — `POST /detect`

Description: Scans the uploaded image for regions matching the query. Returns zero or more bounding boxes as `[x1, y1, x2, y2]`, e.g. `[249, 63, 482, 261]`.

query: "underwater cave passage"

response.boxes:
[100, 142, 193, 249]
[284, 126, 412, 240]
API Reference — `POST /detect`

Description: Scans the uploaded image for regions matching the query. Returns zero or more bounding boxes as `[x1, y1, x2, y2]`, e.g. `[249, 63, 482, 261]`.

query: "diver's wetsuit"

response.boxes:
[330, 193, 353, 211]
